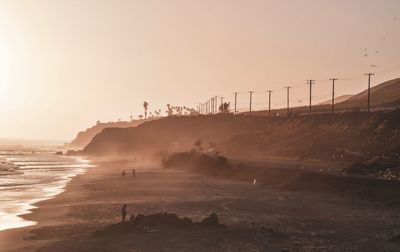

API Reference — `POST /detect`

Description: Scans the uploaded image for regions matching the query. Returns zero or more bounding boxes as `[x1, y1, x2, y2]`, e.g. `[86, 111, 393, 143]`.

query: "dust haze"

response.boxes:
[1, 1, 400, 252]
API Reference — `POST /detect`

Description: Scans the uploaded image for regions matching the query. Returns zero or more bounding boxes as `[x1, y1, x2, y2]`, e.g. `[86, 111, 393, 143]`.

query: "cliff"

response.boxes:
[66, 119, 153, 149]
[82, 109, 400, 161]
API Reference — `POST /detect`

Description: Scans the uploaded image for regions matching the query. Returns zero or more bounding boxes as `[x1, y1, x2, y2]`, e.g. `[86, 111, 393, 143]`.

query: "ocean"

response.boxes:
[0, 145, 93, 231]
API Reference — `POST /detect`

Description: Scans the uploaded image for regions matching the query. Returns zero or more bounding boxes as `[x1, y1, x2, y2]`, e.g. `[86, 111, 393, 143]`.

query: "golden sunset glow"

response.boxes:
[0, 0, 399, 141]
[1, 1, 400, 252]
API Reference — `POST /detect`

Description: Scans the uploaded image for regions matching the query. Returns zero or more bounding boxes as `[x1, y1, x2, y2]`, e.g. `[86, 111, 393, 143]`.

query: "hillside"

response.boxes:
[83, 110, 400, 161]
[339, 78, 400, 109]
[318, 95, 353, 105]
[251, 78, 400, 116]
[66, 119, 153, 148]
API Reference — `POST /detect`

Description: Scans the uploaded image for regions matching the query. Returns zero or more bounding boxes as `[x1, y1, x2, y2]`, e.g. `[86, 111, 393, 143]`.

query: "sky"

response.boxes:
[0, 0, 399, 141]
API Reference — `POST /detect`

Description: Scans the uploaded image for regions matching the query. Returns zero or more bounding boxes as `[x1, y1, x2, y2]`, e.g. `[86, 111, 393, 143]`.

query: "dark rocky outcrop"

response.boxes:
[93, 212, 225, 237]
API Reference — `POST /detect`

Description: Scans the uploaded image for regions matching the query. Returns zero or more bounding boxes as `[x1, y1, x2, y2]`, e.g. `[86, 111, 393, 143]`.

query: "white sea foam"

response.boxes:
[0, 147, 94, 231]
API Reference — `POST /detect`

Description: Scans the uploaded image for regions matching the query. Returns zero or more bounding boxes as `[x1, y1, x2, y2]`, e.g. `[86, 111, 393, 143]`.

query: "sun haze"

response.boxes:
[0, 0, 399, 140]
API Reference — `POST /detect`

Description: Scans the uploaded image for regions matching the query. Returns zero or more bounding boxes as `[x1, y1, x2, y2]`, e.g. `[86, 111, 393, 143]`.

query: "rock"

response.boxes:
[201, 213, 219, 226]
[260, 226, 274, 233]
[388, 233, 400, 243]
[93, 212, 224, 237]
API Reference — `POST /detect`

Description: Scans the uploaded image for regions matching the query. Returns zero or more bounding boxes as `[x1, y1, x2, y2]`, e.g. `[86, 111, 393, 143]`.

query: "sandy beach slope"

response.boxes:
[1, 159, 400, 251]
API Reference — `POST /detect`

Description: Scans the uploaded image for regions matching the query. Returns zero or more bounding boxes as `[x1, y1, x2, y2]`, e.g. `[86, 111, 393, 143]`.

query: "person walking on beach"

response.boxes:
[122, 204, 127, 222]
[132, 169, 136, 177]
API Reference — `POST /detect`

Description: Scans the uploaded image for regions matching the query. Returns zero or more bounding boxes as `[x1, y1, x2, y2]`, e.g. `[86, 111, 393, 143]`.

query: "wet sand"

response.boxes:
[1, 160, 400, 251]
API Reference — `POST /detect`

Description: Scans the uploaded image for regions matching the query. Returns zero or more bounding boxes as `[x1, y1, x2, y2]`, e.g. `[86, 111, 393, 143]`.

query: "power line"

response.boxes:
[267, 90, 273, 117]
[197, 63, 400, 115]
[211, 97, 214, 114]
[234, 92, 238, 115]
[329, 78, 338, 113]
[284, 86, 291, 115]
[249, 91, 254, 115]
[365, 73, 374, 113]
[307, 80, 315, 115]
[214, 96, 218, 114]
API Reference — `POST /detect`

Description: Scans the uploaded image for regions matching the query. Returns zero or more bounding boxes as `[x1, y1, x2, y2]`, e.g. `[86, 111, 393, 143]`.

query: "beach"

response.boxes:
[1, 159, 400, 251]
[0, 147, 94, 231]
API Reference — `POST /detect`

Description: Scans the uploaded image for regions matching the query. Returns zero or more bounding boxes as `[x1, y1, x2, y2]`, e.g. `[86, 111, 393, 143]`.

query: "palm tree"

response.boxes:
[166, 104, 173, 116]
[143, 101, 149, 119]
[219, 102, 230, 113]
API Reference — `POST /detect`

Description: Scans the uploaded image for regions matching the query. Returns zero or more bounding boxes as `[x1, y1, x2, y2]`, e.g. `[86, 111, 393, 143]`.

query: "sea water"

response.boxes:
[0, 146, 94, 231]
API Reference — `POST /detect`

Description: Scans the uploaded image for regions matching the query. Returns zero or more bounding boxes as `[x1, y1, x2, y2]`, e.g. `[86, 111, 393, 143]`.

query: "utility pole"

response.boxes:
[307, 80, 315, 115]
[365, 73, 374, 113]
[330, 78, 338, 113]
[267, 90, 272, 117]
[234, 92, 238, 115]
[214, 96, 218, 114]
[214, 97, 217, 114]
[249, 91, 254, 115]
[211, 97, 214, 114]
[285, 86, 291, 116]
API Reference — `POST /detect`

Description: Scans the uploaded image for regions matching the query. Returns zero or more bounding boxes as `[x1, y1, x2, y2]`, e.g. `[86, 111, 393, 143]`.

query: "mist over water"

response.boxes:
[0, 145, 93, 231]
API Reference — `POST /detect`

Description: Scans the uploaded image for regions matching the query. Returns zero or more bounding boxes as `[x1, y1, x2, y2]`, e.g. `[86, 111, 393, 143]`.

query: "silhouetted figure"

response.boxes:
[122, 204, 127, 222]
[132, 169, 136, 177]
[122, 170, 126, 176]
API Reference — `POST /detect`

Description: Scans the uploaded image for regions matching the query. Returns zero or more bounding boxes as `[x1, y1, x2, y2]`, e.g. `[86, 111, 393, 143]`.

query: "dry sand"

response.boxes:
[1, 160, 400, 252]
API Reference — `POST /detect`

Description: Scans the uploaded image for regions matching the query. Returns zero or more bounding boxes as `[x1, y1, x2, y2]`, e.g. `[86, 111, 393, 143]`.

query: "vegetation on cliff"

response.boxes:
[83, 109, 400, 161]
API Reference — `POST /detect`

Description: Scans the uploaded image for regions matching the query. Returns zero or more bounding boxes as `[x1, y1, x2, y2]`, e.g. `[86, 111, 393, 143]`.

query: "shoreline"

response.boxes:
[0, 158, 162, 251]
[0, 157, 97, 251]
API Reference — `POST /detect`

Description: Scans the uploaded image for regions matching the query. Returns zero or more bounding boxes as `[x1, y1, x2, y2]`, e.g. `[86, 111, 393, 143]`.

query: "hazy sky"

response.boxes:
[0, 0, 399, 140]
